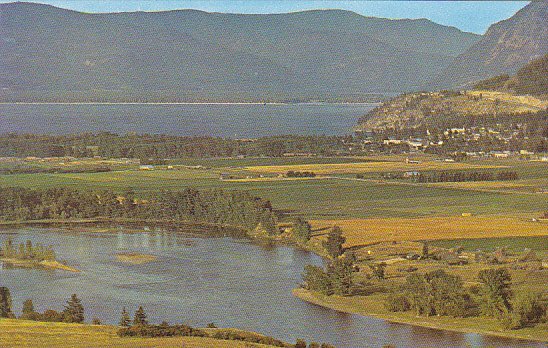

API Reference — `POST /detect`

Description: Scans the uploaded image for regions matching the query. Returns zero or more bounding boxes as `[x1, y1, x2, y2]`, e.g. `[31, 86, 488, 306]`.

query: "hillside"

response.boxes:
[434, 1, 548, 89]
[0, 319, 285, 348]
[473, 53, 548, 96]
[0, 2, 480, 101]
[357, 90, 548, 131]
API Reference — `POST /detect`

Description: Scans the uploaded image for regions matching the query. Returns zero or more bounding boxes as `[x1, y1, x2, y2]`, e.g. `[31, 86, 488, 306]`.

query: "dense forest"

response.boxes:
[0, 187, 277, 234]
[0, 133, 350, 159]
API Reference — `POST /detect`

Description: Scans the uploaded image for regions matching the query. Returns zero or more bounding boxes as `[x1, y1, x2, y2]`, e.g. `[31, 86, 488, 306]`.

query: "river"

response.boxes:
[0, 227, 542, 348]
[0, 103, 376, 137]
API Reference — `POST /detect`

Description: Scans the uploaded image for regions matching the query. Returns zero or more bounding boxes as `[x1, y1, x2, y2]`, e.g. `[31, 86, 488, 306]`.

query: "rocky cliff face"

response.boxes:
[434, 1, 548, 88]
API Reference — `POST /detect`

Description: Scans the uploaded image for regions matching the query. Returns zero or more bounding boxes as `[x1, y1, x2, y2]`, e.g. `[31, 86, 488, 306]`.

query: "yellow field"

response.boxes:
[0, 319, 278, 348]
[310, 216, 548, 247]
[467, 90, 548, 110]
[222, 176, 326, 182]
[245, 161, 504, 175]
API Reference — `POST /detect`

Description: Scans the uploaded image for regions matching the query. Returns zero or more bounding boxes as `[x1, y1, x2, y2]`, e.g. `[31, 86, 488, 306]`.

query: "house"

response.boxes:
[383, 139, 403, 145]
[491, 152, 509, 159]
[403, 171, 420, 178]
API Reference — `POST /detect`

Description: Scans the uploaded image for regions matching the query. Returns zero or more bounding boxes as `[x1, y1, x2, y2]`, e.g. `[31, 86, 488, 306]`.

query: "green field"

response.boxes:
[0, 160, 546, 220]
[426, 235, 548, 253]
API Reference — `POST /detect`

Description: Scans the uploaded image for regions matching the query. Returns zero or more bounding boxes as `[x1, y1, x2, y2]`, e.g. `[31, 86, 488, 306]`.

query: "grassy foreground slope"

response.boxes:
[0, 319, 280, 348]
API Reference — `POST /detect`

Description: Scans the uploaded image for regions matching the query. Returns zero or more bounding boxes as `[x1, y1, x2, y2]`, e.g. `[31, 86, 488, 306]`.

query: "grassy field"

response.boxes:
[0, 161, 546, 221]
[426, 235, 548, 252]
[0, 319, 282, 348]
[310, 217, 548, 247]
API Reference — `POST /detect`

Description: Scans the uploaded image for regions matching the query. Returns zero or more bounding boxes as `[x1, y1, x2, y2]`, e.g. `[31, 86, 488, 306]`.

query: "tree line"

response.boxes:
[0, 239, 56, 262]
[0, 133, 349, 159]
[0, 187, 278, 235]
[413, 171, 518, 183]
[0, 287, 84, 324]
[386, 268, 546, 330]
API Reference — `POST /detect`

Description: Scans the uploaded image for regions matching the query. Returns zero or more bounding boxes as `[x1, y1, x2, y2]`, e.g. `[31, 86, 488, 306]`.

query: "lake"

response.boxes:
[0, 103, 376, 137]
[0, 227, 543, 348]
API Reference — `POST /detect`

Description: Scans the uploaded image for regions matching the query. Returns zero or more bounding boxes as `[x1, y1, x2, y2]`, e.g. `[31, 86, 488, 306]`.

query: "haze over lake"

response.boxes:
[0, 103, 376, 137]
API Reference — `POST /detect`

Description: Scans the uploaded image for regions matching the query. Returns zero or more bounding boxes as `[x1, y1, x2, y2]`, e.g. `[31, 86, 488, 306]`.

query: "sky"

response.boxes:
[0, 1, 529, 34]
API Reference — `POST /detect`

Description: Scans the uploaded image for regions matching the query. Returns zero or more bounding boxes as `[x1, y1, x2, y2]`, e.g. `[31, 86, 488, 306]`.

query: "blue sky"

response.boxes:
[1, 1, 529, 34]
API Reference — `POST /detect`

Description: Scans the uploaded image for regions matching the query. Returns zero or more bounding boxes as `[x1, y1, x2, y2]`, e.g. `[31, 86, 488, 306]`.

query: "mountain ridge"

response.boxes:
[0, 2, 480, 101]
[433, 1, 548, 89]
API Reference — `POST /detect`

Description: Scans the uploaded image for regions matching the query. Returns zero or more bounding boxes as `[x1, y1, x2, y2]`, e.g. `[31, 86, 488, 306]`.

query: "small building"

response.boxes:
[139, 165, 154, 170]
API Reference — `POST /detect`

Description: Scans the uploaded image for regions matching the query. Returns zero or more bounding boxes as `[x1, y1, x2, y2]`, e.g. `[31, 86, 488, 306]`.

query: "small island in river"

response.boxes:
[115, 252, 157, 264]
[0, 238, 79, 273]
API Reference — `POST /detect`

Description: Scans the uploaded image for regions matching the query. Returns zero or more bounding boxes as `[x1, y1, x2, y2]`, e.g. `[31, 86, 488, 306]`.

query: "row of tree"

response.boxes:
[117, 305, 335, 348]
[413, 171, 518, 183]
[386, 268, 546, 330]
[0, 187, 278, 235]
[0, 133, 349, 159]
[0, 288, 84, 324]
[0, 239, 56, 261]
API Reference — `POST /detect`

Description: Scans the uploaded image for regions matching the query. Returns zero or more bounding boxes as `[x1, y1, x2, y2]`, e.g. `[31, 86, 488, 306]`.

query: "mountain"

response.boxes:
[356, 89, 548, 131]
[434, 1, 548, 89]
[0, 2, 480, 101]
[359, 47, 548, 132]
[473, 53, 548, 96]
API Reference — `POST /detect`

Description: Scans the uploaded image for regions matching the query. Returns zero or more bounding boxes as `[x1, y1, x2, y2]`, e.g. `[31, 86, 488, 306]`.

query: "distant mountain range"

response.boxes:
[0, 2, 480, 101]
[434, 1, 548, 89]
[1, 2, 545, 102]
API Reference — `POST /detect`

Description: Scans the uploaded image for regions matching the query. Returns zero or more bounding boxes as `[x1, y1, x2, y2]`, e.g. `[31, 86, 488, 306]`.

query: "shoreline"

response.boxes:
[0, 258, 80, 273]
[0, 101, 381, 106]
[292, 288, 548, 343]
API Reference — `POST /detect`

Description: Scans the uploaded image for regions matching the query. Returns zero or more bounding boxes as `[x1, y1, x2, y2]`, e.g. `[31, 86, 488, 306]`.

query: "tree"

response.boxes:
[0, 287, 13, 318]
[323, 226, 345, 259]
[404, 273, 434, 316]
[503, 292, 546, 329]
[422, 242, 429, 259]
[119, 307, 131, 327]
[303, 265, 332, 295]
[478, 268, 512, 318]
[133, 306, 148, 326]
[63, 294, 84, 323]
[427, 270, 467, 317]
[292, 217, 312, 244]
[22, 299, 34, 315]
[328, 257, 354, 296]
[20, 299, 40, 320]
[295, 339, 307, 348]
[370, 262, 386, 280]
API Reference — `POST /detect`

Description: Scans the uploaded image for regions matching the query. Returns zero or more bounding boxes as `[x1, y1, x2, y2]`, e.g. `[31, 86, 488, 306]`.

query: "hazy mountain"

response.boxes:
[0, 2, 480, 101]
[434, 1, 548, 89]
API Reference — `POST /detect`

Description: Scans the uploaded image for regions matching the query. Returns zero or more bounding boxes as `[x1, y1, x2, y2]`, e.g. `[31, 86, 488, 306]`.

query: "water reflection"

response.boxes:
[0, 227, 543, 348]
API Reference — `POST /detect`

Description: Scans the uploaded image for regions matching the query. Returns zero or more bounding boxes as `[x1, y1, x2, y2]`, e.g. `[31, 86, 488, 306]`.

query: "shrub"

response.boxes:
[118, 323, 207, 338]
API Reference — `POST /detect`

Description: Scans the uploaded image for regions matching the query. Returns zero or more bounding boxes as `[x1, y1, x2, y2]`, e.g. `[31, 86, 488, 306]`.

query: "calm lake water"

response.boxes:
[0, 103, 375, 137]
[0, 228, 543, 348]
